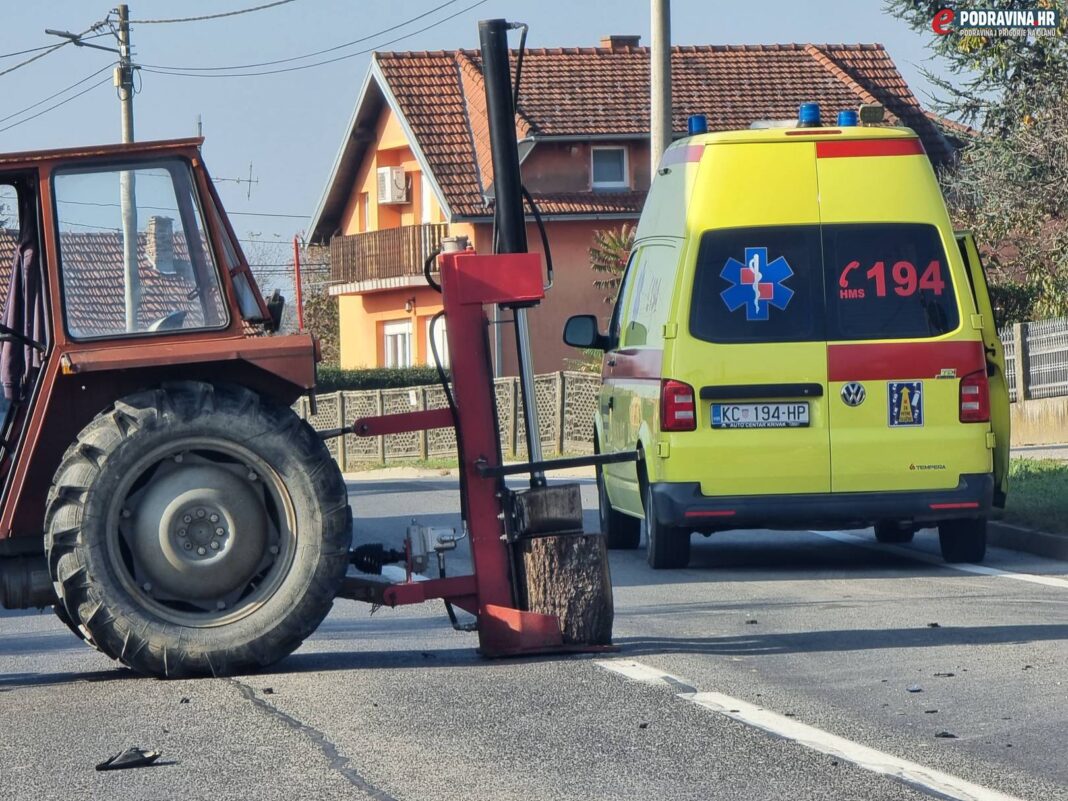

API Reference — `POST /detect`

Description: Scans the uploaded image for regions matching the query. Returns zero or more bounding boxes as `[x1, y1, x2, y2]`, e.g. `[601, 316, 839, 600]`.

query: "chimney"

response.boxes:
[145, 215, 175, 274]
[600, 35, 641, 50]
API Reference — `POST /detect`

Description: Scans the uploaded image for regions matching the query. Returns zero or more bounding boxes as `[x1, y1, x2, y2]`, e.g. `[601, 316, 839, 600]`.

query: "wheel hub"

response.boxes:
[130, 463, 268, 601]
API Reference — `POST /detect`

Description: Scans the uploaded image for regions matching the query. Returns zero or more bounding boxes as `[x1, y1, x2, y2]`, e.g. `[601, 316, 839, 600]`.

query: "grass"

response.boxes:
[1003, 458, 1068, 533]
[346, 457, 459, 472]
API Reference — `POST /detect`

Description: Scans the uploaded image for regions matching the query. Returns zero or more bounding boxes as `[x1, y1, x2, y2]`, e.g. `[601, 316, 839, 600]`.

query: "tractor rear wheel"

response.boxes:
[44, 382, 351, 678]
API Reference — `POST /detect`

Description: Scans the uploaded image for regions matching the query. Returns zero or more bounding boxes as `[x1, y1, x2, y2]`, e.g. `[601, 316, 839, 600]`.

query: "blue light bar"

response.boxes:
[688, 114, 708, 135]
[837, 109, 859, 127]
[798, 103, 821, 126]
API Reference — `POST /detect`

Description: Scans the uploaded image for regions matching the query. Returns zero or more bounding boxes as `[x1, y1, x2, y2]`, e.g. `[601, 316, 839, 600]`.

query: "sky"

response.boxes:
[0, 0, 953, 291]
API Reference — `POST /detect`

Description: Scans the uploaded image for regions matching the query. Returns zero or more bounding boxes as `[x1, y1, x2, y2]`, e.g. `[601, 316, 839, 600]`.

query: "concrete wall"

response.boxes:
[1010, 396, 1068, 446]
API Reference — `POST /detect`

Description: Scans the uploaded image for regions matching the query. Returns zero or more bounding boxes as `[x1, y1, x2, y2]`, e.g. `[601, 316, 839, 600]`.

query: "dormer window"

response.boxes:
[591, 146, 628, 190]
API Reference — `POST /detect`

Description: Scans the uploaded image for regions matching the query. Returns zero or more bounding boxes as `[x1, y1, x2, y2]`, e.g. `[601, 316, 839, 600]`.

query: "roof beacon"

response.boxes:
[798, 102, 821, 127]
[837, 109, 859, 127]
[688, 114, 708, 135]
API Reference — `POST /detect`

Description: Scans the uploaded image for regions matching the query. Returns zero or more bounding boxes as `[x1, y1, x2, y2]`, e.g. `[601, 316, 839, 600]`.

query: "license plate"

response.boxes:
[711, 402, 809, 429]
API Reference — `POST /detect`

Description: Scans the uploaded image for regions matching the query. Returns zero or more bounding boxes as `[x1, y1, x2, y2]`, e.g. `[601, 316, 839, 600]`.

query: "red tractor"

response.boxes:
[0, 138, 351, 677]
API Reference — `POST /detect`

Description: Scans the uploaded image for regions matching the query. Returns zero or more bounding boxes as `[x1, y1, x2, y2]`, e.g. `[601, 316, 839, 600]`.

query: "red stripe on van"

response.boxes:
[604, 348, 663, 380]
[827, 341, 984, 382]
[659, 144, 704, 168]
[816, 139, 925, 158]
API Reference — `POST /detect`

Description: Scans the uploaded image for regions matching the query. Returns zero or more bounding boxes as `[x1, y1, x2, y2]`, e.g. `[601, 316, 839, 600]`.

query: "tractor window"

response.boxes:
[53, 159, 228, 339]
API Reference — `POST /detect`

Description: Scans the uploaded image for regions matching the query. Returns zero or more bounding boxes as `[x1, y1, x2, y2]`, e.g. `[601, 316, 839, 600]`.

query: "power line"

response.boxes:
[0, 20, 109, 78]
[0, 62, 114, 126]
[130, 0, 297, 24]
[0, 74, 113, 134]
[227, 211, 309, 218]
[0, 33, 110, 60]
[140, 0, 462, 72]
[140, 0, 488, 78]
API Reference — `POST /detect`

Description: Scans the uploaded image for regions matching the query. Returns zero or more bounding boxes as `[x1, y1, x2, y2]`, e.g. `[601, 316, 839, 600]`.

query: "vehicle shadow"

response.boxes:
[614, 623, 1068, 657]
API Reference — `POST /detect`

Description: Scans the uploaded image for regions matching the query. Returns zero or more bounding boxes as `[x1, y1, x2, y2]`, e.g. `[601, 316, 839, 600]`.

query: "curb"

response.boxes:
[988, 521, 1068, 561]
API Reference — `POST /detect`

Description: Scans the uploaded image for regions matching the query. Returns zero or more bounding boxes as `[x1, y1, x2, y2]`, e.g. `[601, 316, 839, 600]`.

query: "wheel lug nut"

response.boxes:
[178, 528, 187, 537]
[210, 541, 220, 550]
[183, 514, 192, 523]
[215, 527, 225, 536]
[209, 513, 219, 523]
[247, 471, 258, 481]
[196, 509, 206, 518]
[216, 601, 227, 611]
[142, 582, 152, 592]
[183, 542, 193, 550]
[121, 508, 132, 519]
[174, 454, 183, 463]
[268, 545, 280, 555]
[197, 546, 207, 555]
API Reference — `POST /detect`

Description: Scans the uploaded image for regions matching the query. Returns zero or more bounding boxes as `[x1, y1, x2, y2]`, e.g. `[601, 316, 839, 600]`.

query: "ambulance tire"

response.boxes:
[938, 517, 987, 563]
[597, 464, 641, 549]
[644, 483, 690, 569]
[874, 522, 915, 544]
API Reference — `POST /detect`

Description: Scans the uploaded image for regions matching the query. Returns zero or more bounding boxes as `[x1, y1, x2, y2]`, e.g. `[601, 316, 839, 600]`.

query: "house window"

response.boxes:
[426, 316, 448, 368]
[420, 173, 433, 224]
[591, 146, 628, 190]
[360, 191, 370, 232]
[382, 319, 412, 367]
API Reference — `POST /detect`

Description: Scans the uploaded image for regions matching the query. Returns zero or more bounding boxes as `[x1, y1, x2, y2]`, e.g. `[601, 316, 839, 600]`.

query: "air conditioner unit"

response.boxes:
[377, 166, 408, 204]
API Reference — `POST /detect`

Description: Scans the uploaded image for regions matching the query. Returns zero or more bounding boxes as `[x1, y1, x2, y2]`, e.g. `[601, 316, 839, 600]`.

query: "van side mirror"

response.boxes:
[563, 314, 608, 350]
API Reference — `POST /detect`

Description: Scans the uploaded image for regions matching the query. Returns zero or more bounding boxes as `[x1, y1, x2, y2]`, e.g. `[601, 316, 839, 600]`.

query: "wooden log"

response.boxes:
[519, 533, 614, 646]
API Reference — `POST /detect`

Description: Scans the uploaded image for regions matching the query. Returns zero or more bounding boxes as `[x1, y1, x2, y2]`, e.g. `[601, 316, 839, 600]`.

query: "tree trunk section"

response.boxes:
[520, 533, 613, 645]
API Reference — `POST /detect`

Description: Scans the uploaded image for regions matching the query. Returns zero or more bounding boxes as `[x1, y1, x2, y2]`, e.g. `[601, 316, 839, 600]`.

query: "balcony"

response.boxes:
[329, 223, 448, 291]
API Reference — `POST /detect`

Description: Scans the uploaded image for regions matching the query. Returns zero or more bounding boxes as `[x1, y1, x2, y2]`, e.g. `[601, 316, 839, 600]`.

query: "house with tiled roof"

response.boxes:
[309, 37, 954, 374]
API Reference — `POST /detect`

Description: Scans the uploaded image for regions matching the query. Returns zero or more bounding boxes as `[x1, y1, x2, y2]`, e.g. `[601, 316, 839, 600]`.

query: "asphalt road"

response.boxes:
[1, 476, 1066, 801]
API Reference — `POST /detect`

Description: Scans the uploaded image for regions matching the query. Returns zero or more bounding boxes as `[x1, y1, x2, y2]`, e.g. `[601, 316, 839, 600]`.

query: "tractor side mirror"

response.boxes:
[563, 314, 608, 350]
[265, 290, 285, 333]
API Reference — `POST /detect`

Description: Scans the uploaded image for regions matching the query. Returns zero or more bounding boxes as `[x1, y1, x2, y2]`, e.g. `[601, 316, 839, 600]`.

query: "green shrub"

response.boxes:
[315, 366, 446, 393]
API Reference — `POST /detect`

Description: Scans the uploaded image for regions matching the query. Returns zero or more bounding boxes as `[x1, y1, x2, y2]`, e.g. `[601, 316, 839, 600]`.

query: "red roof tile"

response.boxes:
[351, 43, 952, 224]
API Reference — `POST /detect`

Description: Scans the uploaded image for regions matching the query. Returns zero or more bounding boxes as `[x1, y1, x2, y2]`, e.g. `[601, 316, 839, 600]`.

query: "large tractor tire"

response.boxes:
[44, 382, 352, 678]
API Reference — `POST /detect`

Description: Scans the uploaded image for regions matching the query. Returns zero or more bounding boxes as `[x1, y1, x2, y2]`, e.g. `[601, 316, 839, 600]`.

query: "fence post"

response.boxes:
[418, 387, 428, 459]
[336, 392, 347, 472]
[375, 390, 385, 465]
[1013, 322, 1030, 401]
[555, 371, 565, 456]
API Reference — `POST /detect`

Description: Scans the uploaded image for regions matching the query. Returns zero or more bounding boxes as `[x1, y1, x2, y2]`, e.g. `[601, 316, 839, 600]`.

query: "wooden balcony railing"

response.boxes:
[330, 223, 449, 285]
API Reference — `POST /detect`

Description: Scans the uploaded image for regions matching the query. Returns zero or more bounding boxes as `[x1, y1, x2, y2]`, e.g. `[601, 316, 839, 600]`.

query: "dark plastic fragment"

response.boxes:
[96, 748, 163, 771]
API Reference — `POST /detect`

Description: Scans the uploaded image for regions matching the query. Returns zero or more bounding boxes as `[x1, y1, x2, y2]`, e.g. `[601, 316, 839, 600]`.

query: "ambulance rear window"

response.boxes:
[690, 226, 823, 344]
[824, 223, 958, 340]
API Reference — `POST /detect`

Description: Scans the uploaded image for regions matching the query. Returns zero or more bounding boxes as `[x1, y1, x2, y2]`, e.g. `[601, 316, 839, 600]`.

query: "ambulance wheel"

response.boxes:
[598, 463, 640, 549]
[44, 382, 352, 678]
[938, 517, 987, 563]
[874, 522, 914, 544]
[644, 482, 690, 569]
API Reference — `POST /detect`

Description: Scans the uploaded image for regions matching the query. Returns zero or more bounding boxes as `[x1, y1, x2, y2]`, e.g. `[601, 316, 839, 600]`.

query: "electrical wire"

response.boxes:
[140, 0, 463, 72]
[140, 0, 488, 78]
[0, 63, 114, 126]
[0, 33, 110, 60]
[0, 20, 109, 78]
[130, 0, 298, 24]
[0, 74, 112, 134]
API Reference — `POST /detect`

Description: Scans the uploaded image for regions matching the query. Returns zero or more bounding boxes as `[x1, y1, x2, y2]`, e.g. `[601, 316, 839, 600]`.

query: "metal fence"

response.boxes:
[296, 371, 601, 471]
[999, 317, 1068, 403]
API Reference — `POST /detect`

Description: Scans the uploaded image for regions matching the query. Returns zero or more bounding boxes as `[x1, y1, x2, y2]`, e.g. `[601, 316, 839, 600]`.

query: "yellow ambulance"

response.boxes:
[564, 104, 1010, 569]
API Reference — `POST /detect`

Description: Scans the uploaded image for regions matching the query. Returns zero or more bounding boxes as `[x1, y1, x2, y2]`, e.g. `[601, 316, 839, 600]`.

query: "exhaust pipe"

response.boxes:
[0, 556, 54, 609]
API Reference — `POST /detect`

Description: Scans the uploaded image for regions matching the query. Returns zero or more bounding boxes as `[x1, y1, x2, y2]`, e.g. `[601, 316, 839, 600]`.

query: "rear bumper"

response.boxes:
[649, 473, 994, 531]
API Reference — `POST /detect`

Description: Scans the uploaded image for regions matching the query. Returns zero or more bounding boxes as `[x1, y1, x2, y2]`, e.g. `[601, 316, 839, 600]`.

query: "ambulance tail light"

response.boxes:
[661, 380, 697, 432]
[959, 370, 990, 423]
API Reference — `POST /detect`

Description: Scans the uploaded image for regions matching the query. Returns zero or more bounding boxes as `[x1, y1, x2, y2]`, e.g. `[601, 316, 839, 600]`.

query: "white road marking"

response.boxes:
[812, 529, 1068, 589]
[596, 659, 1026, 801]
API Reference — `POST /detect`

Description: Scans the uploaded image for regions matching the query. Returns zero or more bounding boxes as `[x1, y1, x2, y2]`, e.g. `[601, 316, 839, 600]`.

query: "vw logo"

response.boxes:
[841, 382, 866, 406]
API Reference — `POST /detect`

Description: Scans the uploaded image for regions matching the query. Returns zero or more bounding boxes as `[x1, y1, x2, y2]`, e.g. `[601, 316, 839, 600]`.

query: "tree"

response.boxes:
[589, 223, 635, 305]
[885, 0, 1068, 322]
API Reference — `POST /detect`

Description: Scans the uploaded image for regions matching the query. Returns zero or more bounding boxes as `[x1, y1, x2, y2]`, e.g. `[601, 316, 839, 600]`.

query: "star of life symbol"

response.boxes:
[720, 247, 795, 321]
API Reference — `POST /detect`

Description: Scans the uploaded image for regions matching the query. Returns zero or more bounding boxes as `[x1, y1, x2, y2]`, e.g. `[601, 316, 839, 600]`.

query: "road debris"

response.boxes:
[96, 747, 163, 771]
[745, 619, 758, 625]
[934, 672, 955, 677]
[924, 709, 938, 714]
[263, 687, 275, 695]
[927, 622, 940, 628]
[179, 697, 190, 704]
[907, 685, 923, 693]
[638, 722, 649, 729]
[935, 731, 958, 739]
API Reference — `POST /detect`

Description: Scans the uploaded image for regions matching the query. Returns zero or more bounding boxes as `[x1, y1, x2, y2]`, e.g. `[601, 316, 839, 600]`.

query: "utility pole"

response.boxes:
[116, 4, 140, 331]
[650, 0, 672, 173]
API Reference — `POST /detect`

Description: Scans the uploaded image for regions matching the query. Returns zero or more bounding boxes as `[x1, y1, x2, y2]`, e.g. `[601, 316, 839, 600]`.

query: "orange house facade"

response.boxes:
[309, 39, 955, 374]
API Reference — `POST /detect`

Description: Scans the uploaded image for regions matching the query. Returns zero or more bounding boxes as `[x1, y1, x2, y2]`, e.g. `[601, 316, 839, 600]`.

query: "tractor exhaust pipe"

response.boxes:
[0, 556, 53, 609]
